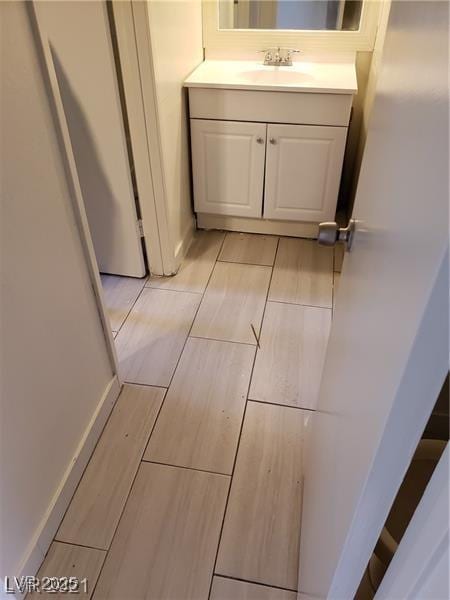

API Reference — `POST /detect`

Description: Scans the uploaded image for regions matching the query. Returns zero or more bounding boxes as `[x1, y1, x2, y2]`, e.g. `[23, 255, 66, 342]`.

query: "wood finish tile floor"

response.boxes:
[38, 231, 339, 599]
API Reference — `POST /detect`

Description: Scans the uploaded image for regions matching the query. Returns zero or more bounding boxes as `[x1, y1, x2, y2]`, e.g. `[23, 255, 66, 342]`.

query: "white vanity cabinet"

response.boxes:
[191, 119, 347, 222]
[185, 61, 357, 235]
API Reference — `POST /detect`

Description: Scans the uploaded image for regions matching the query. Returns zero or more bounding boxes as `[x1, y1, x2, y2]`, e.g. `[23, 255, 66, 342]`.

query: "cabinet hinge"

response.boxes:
[137, 219, 145, 238]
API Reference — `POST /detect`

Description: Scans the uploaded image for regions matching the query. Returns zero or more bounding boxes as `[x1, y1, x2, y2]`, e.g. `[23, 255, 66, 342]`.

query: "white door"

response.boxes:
[264, 123, 347, 222]
[299, 2, 448, 598]
[35, 1, 145, 277]
[191, 119, 266, 218]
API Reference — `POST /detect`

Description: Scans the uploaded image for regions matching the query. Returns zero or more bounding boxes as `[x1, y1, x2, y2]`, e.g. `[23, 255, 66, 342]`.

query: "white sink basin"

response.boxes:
[184, 58, 357, 94]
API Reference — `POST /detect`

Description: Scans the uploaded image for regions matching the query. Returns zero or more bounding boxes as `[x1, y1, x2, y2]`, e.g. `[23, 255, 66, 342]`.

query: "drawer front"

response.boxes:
[189, 88, 352, 127]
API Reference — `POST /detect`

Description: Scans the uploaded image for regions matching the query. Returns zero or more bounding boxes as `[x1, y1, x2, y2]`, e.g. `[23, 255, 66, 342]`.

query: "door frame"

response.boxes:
[375, 444, 449, 599]
[111, 0, 177, 276]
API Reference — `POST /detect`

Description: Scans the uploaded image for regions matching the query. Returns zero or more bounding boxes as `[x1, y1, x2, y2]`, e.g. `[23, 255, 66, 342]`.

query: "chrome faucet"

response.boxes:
[259, 47, 300, 67]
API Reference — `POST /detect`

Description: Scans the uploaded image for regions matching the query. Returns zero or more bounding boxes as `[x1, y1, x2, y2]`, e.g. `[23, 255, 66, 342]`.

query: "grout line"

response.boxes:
[248, 236, 279, 348]
[143, 283, 204, 295]
[213, 573, 298, 594]
[251, 237, 279, 355]
[189, 334, 256, 347]
[82, 385, 170, 598]
[139, 234, 227, 460]
[250, 323, 261, 349]
[207, 239, 279, 600]
[206, 378, 253, 600]
[112, 276, 148, 337]
[266, 298, 333, 311]
[123, 381, 168, 390]
[141, 459, 231, 478]
[297, 473, 306, 593]
[217, 258, 277, 268]
[52, 539, 107, 553]
[247, 398, 317, 413]
[52, 384, 169, 596]
[51, 540, 108, 599]
[50, 382, 131, 550]
[100, 384, 168, 551]
[244, 240, 305, 595]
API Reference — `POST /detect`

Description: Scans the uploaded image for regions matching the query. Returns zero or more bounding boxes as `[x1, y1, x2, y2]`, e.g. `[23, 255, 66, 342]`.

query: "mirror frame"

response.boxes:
[203, 0, 381, 56]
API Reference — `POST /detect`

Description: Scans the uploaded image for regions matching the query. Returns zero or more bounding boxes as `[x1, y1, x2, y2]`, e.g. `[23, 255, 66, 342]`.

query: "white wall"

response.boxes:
[1, 1, 116, 585]
[35, 1, 145, 277]
[146, 0, 204, 264]
[348, 0, 391, 208]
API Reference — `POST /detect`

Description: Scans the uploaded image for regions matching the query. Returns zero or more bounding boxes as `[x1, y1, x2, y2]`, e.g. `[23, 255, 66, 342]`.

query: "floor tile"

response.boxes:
[144, 337, 255, 474]
[216, 401, 305, 590]
[56, 385, 165, 549]
[218, 232, 278, 266]
[147, 231, 225, 293]
[269, 238, 333, 308]
[249, 302, 331, 409]
[93, 463, 229, 600]
[115, 288, 200, 386]
[191, 262, 272, 345]
[210, 577, 297, 600]
[30, 542, 105, 599]
[334, 243, 345, 272]
[100, 274, 146, 331]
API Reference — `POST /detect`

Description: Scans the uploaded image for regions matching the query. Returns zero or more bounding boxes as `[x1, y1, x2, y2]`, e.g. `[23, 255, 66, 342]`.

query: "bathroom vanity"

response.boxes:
[184, 57, 357, 236]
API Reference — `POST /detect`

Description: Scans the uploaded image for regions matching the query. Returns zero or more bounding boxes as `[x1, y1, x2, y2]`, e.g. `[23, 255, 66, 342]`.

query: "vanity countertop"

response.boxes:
[184, 58, 358, 95]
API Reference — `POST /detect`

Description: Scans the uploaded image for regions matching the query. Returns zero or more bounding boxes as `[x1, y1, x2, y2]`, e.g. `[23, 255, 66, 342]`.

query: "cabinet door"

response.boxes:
[191, 119, 266, 217]
[264, 124, 348, 222]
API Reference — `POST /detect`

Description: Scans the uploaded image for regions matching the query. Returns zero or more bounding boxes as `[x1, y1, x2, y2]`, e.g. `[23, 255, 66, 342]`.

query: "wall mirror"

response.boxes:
[218, 0, 363, 31]
[203, 0, 380, 54]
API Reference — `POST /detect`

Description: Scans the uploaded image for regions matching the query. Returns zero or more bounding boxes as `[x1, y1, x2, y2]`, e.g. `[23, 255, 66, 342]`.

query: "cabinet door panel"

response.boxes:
[191, 119, 266, 217]
[264, 124, 347, 222]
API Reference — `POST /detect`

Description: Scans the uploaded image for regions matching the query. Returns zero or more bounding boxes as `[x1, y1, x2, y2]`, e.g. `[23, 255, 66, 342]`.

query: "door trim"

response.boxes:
[111, 0, 177, 276]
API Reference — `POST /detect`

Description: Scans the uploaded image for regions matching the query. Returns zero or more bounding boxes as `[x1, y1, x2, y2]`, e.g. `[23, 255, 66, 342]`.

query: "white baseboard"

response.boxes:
[196, 213, 319, 238]
[11, 376, 121, 598]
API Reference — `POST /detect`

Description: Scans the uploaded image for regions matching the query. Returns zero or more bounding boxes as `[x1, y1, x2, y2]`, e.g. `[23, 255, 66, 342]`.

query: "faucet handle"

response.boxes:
[258, 49, 273, 65]
[285, 48, 300, 66]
